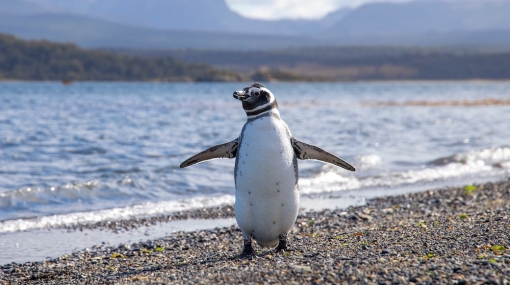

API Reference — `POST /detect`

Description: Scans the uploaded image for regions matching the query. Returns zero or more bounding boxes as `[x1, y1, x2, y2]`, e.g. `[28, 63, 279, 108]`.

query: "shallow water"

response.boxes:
[1, 81, 509, 233]
[0, 218, 236, 264]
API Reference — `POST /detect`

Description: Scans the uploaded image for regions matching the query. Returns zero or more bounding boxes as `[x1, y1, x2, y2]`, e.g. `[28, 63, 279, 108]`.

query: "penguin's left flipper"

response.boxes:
[180, 138, 239, 168]
[291, 138, 355, 172]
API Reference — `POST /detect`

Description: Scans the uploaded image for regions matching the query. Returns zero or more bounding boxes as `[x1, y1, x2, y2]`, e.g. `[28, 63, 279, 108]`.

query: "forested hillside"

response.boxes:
[0, 33, 244, 81]
[133, 47, 510, 81]
[2, 32, 510, 82]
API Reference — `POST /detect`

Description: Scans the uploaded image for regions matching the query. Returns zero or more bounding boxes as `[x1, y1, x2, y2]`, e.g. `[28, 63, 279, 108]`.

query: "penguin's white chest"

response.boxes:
[234, 115, 299, 247]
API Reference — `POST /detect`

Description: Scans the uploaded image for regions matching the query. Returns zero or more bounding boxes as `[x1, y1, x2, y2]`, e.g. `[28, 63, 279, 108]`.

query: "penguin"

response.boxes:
[180, 83, 355, 255]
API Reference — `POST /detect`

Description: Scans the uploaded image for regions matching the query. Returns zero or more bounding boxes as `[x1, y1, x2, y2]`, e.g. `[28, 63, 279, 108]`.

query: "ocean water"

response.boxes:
[1, 81, 510, 236]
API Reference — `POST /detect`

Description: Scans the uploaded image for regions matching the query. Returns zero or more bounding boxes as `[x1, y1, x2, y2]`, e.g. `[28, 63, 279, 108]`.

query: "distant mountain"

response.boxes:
[319, 8, 354, 29]
[13, 0, 510, 36]
[0, 0, 53, 15]
[0, 13, 321, 50]
[1, 0, 510, 50]
[50, 0, 251, 32]
[10, 0, 325, 36]
[326, 0, 510, 36]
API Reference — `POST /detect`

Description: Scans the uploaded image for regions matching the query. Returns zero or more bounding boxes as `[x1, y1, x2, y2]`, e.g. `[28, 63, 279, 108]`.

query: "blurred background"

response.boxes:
[1, 0, 510, 81]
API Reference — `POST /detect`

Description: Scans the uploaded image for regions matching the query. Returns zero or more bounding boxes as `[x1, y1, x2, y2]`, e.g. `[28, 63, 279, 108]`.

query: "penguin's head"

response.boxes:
[233, 83, 278, 117]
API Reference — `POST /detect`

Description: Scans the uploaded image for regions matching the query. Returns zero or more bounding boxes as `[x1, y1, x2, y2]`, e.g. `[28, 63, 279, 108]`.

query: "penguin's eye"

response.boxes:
[253, 91, 260, 96]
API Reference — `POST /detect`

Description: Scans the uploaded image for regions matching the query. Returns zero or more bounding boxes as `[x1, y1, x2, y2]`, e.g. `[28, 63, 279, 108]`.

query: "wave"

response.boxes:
[430, 147, 510, 166]
[364, 98, 510, 107]
[0, 195, 234, 233]
[300, 147, 510, 195]
[0, 180, 102, 212]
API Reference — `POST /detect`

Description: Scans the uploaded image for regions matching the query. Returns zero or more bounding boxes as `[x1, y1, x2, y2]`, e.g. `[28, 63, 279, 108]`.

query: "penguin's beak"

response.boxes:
[233, 90, 250, 101]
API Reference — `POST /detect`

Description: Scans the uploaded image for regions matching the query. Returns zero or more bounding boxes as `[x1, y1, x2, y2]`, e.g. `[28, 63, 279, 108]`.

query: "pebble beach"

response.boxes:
[1, 180, 509, 284]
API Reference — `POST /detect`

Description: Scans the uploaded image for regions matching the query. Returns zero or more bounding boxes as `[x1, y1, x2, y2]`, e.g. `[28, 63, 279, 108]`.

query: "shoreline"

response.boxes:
[1, 180, 509, 283]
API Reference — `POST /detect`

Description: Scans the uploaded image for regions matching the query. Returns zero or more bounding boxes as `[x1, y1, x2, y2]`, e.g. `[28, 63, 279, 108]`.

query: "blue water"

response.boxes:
[1, 82, 510, 232]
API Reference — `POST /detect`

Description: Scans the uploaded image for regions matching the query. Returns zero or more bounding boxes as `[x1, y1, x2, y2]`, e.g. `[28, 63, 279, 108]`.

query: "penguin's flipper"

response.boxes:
[291, 138, 355, 171]
[180, 138, 239, 168]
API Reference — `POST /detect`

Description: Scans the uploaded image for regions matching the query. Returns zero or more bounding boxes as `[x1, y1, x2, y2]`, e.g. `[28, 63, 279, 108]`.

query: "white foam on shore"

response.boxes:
[300, 147, 510, 195]
[0, 195, 235, 233]
[432, 147, 510, 166]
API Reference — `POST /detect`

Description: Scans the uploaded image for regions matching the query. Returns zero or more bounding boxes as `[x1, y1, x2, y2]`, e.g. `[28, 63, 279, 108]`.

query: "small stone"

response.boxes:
[290, 265, 312, 273]
[358, 213, 373, 221]
[382, 208, 394, 214]
[348, 214, 359, 221]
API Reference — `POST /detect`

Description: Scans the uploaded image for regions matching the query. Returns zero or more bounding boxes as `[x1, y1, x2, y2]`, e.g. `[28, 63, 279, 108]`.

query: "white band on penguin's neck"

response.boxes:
[245, 93, 275, 114]
[247, 108, 280, 120]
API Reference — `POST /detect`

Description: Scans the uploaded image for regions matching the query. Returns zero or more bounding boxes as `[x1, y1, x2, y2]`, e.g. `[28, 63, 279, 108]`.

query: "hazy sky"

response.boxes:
[225, 0, 412, 20]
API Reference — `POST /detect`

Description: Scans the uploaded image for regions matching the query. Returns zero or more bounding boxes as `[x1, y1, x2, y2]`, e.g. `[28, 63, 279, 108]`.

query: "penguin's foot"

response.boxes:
[241, 243, 254, 256]
[241, 237, 254, 256]
[276, 233, 288, 252]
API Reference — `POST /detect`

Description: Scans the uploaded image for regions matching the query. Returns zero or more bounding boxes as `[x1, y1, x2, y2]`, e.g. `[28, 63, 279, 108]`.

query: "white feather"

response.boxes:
[234, 112, 299, 248]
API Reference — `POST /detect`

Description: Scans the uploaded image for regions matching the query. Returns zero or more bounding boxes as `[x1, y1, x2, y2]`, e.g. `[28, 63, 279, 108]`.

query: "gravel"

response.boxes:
[1, 180, 509, 284]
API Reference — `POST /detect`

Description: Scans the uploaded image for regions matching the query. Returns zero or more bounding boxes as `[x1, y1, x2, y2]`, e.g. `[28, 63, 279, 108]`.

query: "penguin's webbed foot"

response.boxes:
[276, 233, 288, 252]
[241, 244, 254, 256]
[240, 237, 254, 256]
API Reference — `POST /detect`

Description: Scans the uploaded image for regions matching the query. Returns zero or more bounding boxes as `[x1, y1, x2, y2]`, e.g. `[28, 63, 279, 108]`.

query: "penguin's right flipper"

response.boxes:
[180, 138, 239, 168]
[291, 138, 355, 171]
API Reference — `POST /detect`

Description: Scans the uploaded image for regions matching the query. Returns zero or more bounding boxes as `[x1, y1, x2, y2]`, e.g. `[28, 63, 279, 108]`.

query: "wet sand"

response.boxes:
[1, 180, 509, 284]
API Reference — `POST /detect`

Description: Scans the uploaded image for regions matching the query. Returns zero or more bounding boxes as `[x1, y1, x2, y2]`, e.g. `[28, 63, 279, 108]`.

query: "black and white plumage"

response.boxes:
[180, 83, 355, 255]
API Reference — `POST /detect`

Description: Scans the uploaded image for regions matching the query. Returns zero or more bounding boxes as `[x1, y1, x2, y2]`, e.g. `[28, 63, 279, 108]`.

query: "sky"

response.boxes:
[225, 0, 413, 20]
